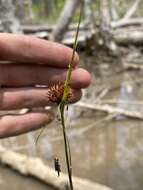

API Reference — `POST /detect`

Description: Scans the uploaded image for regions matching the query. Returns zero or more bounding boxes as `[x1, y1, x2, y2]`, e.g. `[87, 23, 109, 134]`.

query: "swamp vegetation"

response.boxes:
[1, 0, 143, 190]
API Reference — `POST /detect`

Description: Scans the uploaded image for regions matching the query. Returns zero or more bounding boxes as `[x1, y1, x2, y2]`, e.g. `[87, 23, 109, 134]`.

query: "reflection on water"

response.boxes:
[1, 57, 143, 190]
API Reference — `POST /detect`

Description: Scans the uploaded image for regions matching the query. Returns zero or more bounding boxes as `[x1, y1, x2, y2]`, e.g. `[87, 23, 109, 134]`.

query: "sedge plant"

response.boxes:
[35, 2, 83, 189]
[58, 2, 83, 190]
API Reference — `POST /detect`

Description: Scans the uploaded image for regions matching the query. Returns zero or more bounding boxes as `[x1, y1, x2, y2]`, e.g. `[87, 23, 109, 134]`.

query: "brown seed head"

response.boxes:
[46, 83, 72, 104]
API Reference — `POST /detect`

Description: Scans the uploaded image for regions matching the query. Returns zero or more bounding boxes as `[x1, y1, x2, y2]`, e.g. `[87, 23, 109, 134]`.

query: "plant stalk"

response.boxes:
[59, 2, 83, 190]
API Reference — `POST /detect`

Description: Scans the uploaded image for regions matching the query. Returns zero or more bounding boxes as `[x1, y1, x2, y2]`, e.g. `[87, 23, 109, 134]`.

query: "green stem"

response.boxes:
[59, 2, 83, 190]
[60, 103, 73, 190]
[62, 2, 83, 102]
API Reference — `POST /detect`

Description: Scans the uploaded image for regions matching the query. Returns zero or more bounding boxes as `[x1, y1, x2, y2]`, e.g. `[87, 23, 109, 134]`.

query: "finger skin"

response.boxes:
[0, 64, 91, 89]
[0, 33, 79, 68]
[0, 87, 82, 110]
[0, 33, 92, 139]
[0, 111, 54, 138]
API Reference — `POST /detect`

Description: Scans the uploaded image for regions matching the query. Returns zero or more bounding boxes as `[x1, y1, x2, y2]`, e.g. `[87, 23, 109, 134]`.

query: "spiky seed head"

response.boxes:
[46, 83, 72, 104]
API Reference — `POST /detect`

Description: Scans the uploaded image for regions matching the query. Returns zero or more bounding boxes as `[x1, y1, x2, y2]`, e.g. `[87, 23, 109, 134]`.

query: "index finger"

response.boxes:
[0, 33, 79, 68]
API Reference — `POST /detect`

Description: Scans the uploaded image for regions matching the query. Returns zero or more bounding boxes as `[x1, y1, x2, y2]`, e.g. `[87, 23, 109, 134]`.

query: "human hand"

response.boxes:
[0, 33, 91, 138]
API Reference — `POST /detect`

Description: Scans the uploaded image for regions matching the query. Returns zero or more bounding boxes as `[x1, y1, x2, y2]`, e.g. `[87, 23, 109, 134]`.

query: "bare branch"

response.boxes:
[51, 0, 81, 42]
[122, 0, 141, 20]
[75, 102, 143, 120]
[111, 18, 143, 28]
[110, 0, 119, 21]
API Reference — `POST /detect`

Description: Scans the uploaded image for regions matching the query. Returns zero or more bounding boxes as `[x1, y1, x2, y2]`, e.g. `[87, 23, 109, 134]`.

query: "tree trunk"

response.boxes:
[83, 0, 94, 27]
[43, 0, 54, 16]
[110, 0, 119, 21]
[26, 0, 34, 23]
[99, 0, 118, 55]
[14, 0, 25, 22]
[99, 0, 111, 38]
[51, 0, 81, 42]
[0, 0, 22, 33]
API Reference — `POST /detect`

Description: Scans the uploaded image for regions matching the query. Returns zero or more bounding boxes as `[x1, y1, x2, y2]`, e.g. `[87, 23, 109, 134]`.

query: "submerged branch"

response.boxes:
[75, 102, 143, 120]
[0, 146, 112, 190]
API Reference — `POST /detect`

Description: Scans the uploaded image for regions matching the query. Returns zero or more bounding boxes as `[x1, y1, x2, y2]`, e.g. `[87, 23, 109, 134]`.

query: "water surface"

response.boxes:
[1, 55, 143, 190]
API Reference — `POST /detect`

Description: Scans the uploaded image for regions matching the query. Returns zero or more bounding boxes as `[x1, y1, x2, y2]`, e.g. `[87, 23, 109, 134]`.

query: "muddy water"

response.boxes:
[1, 56, 143, 190]
[0, 166, 53, 190]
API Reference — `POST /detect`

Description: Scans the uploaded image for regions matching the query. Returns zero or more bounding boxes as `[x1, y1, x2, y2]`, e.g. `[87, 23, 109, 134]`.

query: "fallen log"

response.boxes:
[0, 146, 112, 190]
[114, 30, 143, 45]
[1, 23, 143, 46]
[111, 18, 143, 28]
[124, 63, 143, 70]
[0, 23, 90, 33]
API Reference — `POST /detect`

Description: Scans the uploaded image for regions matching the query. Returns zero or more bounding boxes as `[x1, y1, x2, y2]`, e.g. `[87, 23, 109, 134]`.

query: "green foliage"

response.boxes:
[32, 0, 97, 24]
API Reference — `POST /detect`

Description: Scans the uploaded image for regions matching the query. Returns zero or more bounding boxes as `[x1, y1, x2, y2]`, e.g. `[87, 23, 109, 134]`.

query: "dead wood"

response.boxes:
[75, 102, 143, 120]
[0, 145, 112, 190]
[124, 63, 143, 70]
[111, 18, 143, 28]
